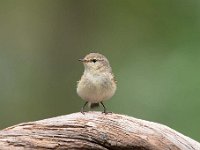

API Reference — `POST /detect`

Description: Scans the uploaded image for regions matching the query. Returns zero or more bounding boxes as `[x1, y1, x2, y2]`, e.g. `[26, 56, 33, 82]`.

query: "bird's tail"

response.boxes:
[89, 102, 100, 109]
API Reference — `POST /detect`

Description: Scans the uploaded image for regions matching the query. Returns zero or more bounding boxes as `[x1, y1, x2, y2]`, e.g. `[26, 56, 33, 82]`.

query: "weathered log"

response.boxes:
[0, 112, 199, 150]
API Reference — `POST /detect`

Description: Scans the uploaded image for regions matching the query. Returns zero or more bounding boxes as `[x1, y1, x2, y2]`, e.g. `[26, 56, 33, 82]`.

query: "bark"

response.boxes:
[0, 112, 199, 150]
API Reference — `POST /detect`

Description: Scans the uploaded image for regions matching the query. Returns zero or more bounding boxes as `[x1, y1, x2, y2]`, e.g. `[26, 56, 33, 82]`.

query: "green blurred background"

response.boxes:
[0, 0, 200, 141]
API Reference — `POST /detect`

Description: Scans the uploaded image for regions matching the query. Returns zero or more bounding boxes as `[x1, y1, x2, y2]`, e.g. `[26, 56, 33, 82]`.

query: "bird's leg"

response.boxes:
[81, 102, 88, 114]
[100, 102, 112, 114]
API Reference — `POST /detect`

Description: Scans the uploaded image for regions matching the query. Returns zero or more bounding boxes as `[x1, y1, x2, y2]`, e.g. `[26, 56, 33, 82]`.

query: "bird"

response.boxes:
[77, 53, 117, 114]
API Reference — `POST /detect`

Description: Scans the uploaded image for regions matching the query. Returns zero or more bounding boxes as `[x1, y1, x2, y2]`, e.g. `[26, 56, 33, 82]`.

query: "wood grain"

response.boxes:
[0, 112, 199, 150]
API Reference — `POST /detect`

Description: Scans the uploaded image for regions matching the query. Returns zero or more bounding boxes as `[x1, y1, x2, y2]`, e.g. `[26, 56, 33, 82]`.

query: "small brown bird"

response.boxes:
[77, 53, 117, 114]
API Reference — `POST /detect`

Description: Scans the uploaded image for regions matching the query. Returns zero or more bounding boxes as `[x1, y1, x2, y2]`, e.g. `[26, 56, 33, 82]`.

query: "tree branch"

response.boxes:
[0, 112, 199, 150]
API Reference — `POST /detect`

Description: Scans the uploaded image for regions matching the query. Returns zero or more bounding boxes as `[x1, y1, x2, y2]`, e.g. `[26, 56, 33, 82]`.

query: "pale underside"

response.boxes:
[77, 72, 116, 103]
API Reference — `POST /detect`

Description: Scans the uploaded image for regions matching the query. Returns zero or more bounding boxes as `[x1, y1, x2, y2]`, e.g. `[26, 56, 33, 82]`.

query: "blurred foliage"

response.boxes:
[0, 0, 200, 141]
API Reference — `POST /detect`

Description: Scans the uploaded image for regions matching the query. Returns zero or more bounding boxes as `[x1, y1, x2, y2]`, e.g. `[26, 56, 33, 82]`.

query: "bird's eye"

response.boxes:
[92, 59, 97, 63]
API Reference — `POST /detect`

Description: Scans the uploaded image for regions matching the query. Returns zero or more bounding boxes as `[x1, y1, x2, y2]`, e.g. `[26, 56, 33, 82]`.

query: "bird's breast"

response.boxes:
[77, 73, 116, 103]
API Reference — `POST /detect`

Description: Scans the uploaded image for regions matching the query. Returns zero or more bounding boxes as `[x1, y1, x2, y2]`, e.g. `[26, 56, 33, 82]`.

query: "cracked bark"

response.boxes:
[0, 112, 199, 150]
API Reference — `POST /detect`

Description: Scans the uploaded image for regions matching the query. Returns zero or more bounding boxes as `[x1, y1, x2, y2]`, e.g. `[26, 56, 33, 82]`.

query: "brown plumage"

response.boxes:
[77, 53, 117, 113]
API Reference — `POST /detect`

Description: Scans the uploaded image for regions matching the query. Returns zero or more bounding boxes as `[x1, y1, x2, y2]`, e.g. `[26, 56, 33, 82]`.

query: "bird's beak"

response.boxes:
[78, 58, 85, 62]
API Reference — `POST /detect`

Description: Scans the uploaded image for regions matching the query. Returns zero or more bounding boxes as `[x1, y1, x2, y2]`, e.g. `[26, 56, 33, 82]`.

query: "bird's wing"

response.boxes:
[111, 73, 117, 83]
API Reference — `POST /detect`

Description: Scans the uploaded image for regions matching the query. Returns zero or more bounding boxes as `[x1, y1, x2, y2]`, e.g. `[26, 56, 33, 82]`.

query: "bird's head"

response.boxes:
[79, 53, 112, 73]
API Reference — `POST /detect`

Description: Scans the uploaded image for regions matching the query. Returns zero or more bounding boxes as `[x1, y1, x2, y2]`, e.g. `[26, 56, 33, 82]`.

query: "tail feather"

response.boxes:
[89, 103, 100, 109]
